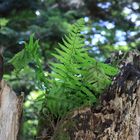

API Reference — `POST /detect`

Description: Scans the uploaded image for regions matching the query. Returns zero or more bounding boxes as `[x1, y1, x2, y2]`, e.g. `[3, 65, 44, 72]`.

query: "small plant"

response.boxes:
[10, 19, 118, 118]
[9, 34, 47, 89]
[46, 19, 118, 117]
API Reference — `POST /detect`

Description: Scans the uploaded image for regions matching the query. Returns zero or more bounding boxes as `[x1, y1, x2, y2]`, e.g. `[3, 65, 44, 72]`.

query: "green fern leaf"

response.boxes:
[47, 18, 119, 118]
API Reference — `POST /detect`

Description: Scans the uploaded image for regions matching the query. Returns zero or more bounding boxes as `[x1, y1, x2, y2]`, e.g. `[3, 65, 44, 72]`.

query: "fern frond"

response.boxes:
[9, 19, 119, 119]
[9, 34, 47, 89]
[46, 18, 118, 117]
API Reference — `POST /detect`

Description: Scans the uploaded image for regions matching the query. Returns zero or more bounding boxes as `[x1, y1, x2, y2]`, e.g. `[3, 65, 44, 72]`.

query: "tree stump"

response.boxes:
[0, 80, 23, 140]
[38, 50, 140, 140]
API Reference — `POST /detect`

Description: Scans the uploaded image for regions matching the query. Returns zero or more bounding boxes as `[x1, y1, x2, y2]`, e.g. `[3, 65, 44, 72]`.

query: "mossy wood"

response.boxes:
[37, 50, 140, 140]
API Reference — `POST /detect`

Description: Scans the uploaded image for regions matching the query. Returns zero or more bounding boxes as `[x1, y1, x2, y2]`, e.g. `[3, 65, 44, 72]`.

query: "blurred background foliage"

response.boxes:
[0, 0, 140, 139]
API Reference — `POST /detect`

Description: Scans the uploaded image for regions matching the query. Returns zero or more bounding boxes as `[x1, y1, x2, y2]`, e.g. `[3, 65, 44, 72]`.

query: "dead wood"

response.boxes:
[38, 50, 140, 140]
[0, 80, 23, 140]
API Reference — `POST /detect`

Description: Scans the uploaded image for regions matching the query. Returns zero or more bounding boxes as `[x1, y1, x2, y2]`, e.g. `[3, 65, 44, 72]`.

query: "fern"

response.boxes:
[46, 19, 118, 117]
[9, 34, 47, 89]
[9, 19, 118, 118]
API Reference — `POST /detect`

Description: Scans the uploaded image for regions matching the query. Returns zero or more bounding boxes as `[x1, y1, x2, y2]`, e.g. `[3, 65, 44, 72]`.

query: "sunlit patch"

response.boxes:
[132, 2, 139, 10]
[81, 30, 88, 34]
[123, 7, 132, 14]
[98, 20, 115, 29]
[101, 31, 106, 35]
[106, 22, 115, 29]
[136, 20, 140, 26]
[91, 34, 106, 45]
[115, 41, 127, 46]
[35, 10, 40, 16]
[84, 17, 89, 22]
[85, 40, 90, 45]
[0, 18, 9, 27]
[123, 7, 139, 23]
[18, 40, 25, 45]
[128, 13, 138, 22]
[115, 30, 126, 42]
[97, 2, 111, 9]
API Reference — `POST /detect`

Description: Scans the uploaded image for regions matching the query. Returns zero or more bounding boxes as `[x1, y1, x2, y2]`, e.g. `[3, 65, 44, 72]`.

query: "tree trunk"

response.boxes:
[0, 80, 23, 140]
[37, 50, 140, 140]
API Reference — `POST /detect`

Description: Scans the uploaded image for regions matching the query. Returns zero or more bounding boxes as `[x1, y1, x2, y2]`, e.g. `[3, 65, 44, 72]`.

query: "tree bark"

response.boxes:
[37, 50, 140, 140]
[0, 80, 23, 140]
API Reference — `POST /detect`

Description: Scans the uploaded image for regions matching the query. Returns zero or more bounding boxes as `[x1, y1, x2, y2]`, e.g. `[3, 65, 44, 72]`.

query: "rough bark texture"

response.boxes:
[0, 80, 23, 140]
[37, 50, 140, 140]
